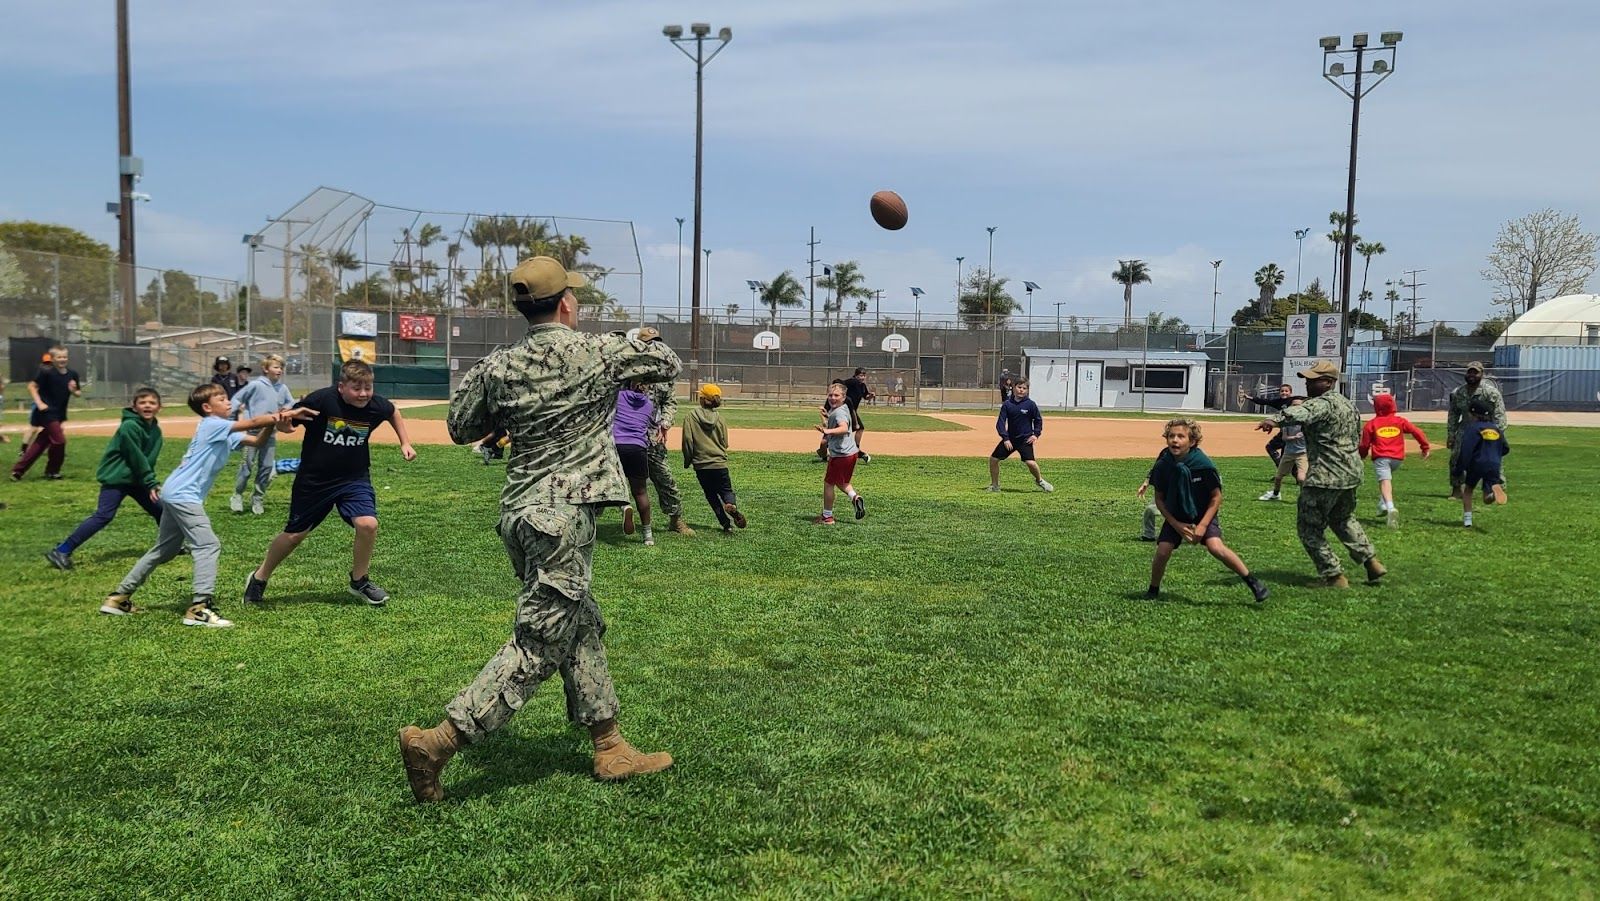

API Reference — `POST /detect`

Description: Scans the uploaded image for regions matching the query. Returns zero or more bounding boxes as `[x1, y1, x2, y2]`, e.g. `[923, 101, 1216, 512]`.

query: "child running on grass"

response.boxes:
[229, 354, 297, 515]
[985, 378, 1053, 493]
[12, 346, 82, 481]
[46, 388, 165, 571]
[243, 359, 416, 607]
[681, 382, 745, 533]
[1453, 398, 1509, 528]
[101, 384, 300, 627]
[814, 382, 866, 524]
[1145, 417, 1269, 604]
[1257, 396, 1308, 502]
[614, 380, 656, 546]
[1358, 392, 1430, 527]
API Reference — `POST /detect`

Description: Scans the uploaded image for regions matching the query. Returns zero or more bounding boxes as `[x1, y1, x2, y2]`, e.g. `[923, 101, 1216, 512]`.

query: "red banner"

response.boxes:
[398, 314, 436, 341]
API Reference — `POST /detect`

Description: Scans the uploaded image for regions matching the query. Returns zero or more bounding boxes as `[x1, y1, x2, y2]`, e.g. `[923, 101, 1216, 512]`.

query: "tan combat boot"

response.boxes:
[590, 721, 673, 782]
[399, 719, 463, 803]
[1364, 558, 1387, 583]
[669, 515, 695, 536]
[1321, 574, 1351, 589]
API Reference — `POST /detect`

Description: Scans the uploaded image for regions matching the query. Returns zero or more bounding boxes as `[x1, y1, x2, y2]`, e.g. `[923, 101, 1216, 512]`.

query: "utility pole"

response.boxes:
[1400, 268, 1426, 339]
[807, 226, 820, 328]
[115, 0, 138, 343]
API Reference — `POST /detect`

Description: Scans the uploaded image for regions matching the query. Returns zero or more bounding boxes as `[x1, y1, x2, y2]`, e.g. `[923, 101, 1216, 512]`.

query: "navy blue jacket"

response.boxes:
[996, 396, 1043, 440]
[1453, 420, 1510, 477]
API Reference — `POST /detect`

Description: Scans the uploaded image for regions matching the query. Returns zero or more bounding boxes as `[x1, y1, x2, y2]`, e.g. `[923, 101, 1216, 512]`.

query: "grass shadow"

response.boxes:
[443, 729, 596, 802]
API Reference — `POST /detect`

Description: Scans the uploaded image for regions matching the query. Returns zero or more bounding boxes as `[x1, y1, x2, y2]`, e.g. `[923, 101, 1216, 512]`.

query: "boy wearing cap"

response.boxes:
[13, 346, 81, 482]
[1256, 360, 1386, 588]
[682, 382, 745, 533]
[230, 354, 297, 515]
[398, 256, 681, 803]
[1446, 362, 1505, 498]
[242, 359, 417, 607]
[1453, 399, 1510, 527]
[211, 356, 243, 400]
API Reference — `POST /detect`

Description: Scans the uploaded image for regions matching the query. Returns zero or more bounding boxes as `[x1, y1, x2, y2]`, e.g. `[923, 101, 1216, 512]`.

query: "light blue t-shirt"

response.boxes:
[161, 416, 244, 505]
[231, 375, 296, 420]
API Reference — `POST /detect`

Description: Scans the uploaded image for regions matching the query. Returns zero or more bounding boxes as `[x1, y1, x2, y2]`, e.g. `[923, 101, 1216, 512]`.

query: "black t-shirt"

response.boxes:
[844, 377, 870, 408]
[1150, 460, 1221, 524]
[33, 367, 81, 423]
[213, 371, 244, 398]
[294, 386, 396, 488]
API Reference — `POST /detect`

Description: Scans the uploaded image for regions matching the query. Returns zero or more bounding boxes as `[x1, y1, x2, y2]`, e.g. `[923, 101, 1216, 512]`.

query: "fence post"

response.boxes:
[53, 255, 62, 341]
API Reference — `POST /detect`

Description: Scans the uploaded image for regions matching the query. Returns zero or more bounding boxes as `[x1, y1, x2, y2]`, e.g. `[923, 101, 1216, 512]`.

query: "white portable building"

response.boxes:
[1022, 348, 1211, 410]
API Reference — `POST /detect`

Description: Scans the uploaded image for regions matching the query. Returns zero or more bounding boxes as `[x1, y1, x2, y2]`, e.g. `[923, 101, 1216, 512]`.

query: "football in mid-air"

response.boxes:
[870, 190, 908, 230]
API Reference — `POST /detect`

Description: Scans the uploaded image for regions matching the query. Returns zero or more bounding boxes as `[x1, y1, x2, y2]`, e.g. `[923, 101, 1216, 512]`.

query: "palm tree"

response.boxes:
[818, 261, 869, 326]
[444, 241, 462, 310]
[1356, 240, 1386, 307]
[1327, 211, 1359, 300]
[1111, 259, 1151, 325]
[725, 303, 739, 324]
[758, 271, 806, 324]
[415, 223, 443, 300]
[328, 247, 362, 293]
[1253, 263, 1285, 315]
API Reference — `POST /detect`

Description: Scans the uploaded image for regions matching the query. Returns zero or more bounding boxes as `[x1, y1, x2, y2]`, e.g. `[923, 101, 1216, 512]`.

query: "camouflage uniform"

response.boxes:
[644, 379, 684, 519]
[442, 323, 680, 742]
[1276, 390, 1377, 579]
[1446, 382, 1506, 491]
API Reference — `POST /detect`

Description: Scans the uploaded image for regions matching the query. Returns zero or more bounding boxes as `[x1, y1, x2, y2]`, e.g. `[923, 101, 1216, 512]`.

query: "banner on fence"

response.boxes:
[339, 311, 379, 337]
[338, 338, 376, 362]
[398, 314, 436, 341]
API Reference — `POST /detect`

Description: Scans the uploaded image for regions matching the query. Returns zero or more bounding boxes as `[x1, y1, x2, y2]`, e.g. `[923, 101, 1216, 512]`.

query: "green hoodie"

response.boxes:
[97, 407, 164, 489]
[681, 404, 729, 470]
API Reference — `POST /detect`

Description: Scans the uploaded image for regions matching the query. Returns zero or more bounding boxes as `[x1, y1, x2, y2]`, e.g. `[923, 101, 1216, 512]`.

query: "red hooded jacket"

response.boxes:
[1360, 393, 1431, 460]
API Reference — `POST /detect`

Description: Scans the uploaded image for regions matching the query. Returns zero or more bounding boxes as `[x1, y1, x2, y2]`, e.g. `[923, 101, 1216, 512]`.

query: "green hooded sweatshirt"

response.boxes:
[681, 405, 729, 470]
[97, 407, 164, 490]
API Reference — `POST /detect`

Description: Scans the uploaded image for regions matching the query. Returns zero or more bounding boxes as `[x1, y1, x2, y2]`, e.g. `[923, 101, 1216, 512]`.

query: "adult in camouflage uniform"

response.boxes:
[1257, 360, 1386, 588]
[636, 327, 693, 536]
[399, 257, 681, 803]
[1445, 361, 1506, 498]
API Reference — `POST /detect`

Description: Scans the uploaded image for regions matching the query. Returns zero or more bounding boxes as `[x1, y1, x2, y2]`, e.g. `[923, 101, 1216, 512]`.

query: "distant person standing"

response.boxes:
[844, 368, 874, 462]
[229, 354, 296, 516]
[636, 327, 694, 537]
[12, 345, 81, 481]
[998, 369, 1015, 404]
[211, 356, 244, 400]
[1445, 361, 1506, 499]
[1256, 360, 1386, 588]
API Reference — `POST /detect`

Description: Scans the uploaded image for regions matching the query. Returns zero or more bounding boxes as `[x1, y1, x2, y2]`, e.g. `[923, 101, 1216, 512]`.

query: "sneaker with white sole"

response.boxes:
[229, 493, 244, 513]
[852, 494, 867, 520]
[1037, 479, 1054, 493]
[100, 594, 140, 616]
[621, 505, 636, 535]
[243, 572, 268, 604]
[182, 599, 233, 628]
[251, 497, 264, 515]
[1386, 507, 1399, 529]
[1258, 491, 1280, 501]
[982, 485, 1000, 492]
[349, 575, 389, 606]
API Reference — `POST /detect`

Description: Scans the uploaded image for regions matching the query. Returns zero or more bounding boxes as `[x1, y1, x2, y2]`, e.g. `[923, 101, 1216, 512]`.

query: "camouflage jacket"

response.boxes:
[1275, 390, 1364, 489]
[647, 379, 677, 445]
[448, 323, 681, 516]
[1445, 382, 1506, 441]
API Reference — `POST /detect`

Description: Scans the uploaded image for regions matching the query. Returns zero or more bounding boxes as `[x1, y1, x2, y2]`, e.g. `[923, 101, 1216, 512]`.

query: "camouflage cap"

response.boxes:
[1465, 360, 1484, 373]
[510, 256, 587, 301]
[1296, 359, 1342, 381]
[637, 326, 662, 343]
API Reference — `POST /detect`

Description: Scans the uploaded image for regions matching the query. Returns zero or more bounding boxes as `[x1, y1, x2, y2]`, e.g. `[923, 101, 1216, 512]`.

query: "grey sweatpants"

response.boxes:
[116, 501, 222, 599]
[235, 433, 277, 501]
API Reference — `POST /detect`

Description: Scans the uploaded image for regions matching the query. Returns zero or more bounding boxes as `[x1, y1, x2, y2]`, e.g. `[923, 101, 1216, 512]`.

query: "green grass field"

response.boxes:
[403, 402, 969, 432]
[1, 426, 1596, 896]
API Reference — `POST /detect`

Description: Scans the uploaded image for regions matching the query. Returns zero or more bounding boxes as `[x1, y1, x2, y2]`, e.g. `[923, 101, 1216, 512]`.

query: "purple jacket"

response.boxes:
[613, 388, 655, 447]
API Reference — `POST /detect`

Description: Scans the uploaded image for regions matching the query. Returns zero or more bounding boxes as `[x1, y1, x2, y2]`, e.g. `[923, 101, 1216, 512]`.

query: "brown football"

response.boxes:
[870, 190, 908, 230]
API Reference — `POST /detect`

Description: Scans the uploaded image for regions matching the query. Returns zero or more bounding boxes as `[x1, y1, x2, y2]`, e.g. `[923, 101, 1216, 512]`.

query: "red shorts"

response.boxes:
[824, 453, 858, 487]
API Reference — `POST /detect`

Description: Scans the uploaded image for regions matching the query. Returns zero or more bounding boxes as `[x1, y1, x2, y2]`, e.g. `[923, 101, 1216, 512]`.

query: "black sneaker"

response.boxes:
[1245, 575, 1269, 604]
[1143, 586, 1160, 600]
[852, 494, 867, 520]
[349, 575, 389, 606]
[44, 473, 64, 481]
[243, 572, 268, 604]
[859, 452, 872, 463]
[45, 549, 74, 571]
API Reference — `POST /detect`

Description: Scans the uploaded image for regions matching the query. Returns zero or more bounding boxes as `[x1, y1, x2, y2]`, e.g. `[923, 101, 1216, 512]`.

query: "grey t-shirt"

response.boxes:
[826, 404, 858, 457]
[1281, 422, 1307, 456]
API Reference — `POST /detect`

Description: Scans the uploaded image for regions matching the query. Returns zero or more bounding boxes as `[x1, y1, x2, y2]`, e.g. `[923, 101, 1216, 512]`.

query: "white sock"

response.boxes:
[1463, 512, 1473, 525]
[847, 490, 858, 500]
[823, 509, 833, 518]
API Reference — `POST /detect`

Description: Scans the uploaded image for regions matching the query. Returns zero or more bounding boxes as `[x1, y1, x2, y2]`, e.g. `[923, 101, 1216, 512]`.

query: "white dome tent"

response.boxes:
[1493, 294, 1600, 348]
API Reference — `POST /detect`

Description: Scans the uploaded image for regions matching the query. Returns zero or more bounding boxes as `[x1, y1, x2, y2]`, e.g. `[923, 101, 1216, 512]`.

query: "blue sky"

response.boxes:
[2, 0, 1597, 328]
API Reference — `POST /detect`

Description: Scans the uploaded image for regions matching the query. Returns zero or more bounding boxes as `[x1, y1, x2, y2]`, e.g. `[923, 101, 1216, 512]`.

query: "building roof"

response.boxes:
[1495, 294, 1600, 347]
[1022, 347, 1210, 364]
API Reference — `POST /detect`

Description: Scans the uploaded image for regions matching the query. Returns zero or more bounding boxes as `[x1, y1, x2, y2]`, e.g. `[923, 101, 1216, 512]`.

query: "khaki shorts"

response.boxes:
[1276, 452, 1307, 481]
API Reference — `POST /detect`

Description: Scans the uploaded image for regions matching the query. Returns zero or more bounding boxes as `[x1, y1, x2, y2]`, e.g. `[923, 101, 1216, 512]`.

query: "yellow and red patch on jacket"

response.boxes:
[1377, 426, 1401, 438]
[1481, 428, 1501, 440]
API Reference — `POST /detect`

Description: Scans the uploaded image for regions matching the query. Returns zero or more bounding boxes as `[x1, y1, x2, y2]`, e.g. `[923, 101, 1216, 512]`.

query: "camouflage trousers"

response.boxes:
[445, 505, 620, 743]
[1296, 486, 1376, 579]
[646, 440, 683, 517]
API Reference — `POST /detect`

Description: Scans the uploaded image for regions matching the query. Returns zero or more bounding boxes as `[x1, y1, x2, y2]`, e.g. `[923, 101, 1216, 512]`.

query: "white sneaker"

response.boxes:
[1258, 491, 1280, 501]
[1463, 514, 1473, 528]
[182, 602, 234, 628]
[229, 493, 244, 513]
[982, 485, 1001, 492]
[1036, 479, 1054, 493]
[1386, 507, 1399, 529]
[251, 497, 264, 515]
[643, 530, 655, 547]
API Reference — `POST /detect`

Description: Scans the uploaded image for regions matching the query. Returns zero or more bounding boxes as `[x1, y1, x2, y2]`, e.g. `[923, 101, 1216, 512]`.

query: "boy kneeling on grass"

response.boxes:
[1145, 417, 1269, 604]
[101, 384, 305, 627]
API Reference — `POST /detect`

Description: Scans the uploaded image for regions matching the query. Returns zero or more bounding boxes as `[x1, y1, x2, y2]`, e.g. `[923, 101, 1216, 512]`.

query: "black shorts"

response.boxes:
[846, 402, 864, 431]
[285, 479, 378, 534]
[991, 438, 1036, 462]
[1157, 517, 1223, 546]
[617, 443, 649, 485]
[1463, 467, 1503, 491]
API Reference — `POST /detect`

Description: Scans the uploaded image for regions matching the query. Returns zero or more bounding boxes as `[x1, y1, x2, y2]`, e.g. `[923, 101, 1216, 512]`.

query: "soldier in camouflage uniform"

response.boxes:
[1257, 360, 1387, 588]
[636, 327, 693, 536]
[1445, 361, 1506, 498]
[399, 256, 681, 803]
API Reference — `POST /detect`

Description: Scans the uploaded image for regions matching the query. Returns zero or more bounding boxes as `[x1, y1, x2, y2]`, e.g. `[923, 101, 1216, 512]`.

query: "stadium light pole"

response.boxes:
[1210, 260, 1223, 332]
[115, 0, 140, 344]
[984, 227, 997, 321]
[663, 22, 732, 393]
[1321, 30, 1401, 385]
[955, 256, 964, 317]
[1293, 227, 1311, 303]
[1023, 281, 1041, 326]
[242, 234, 262, 359]
[675, 216, 685, 321]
